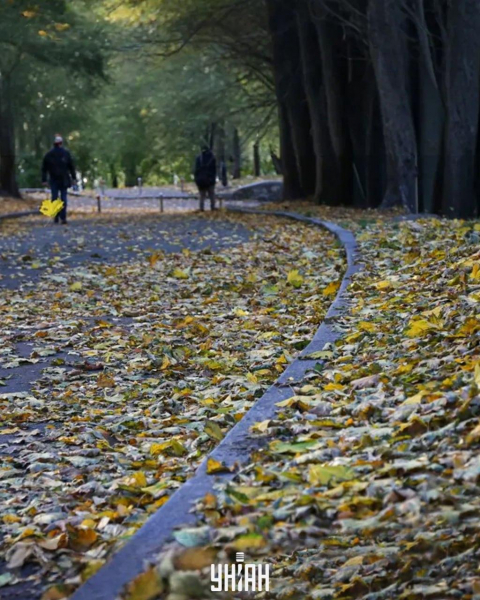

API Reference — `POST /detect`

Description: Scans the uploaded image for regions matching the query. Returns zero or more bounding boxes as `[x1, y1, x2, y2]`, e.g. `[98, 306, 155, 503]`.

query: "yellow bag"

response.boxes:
[40, 199, 64, 218]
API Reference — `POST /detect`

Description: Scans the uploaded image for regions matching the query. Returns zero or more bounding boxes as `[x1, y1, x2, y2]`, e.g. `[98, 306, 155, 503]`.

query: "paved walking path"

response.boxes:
[0, 209, 353, 600]
[0, 213, 253, 599]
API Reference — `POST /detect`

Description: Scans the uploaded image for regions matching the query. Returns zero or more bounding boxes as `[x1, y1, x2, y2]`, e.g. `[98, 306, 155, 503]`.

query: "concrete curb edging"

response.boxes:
[71, 209, 361, 600]
[0, 210, 39, 222]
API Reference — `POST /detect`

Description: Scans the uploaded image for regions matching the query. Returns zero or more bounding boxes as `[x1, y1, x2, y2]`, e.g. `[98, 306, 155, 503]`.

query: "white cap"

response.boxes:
[54, 135, 63, 144]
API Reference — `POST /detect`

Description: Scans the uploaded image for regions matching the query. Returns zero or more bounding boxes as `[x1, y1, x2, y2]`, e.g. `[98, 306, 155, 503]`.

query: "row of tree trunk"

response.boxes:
[265, 0, 480, 218]
[0, 74, 20, 197]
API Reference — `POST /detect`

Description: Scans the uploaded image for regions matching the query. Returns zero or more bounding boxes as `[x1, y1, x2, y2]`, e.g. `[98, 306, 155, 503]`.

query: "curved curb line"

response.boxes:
[71, 209, 361, 600]
[0, 210, 39, 222]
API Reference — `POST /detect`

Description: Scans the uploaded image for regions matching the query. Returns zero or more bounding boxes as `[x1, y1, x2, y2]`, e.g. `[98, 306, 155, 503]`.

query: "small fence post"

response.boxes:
[96, 194, 102, 213]
[159, 194, 164, 213]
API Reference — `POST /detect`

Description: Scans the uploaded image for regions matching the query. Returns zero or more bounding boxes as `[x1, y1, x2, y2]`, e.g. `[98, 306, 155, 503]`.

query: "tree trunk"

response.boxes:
[123, 157, 137, 187]
[216, 122, 226, 175]
[365, 79, 386, 208]
[297, 4, 340, 204]
[270, 148, 283, 175]
[417, 58, 444, 214]
[265, 0, 316, 199]
[232, 127, 242, 179]
[253, 140, 261, 177]
[368, 0, 417, 211]
[0, 74, 20, 198]
[312, 2, 353, 205]
[110, 163, 118, 188]
[442, 0, 480, 219]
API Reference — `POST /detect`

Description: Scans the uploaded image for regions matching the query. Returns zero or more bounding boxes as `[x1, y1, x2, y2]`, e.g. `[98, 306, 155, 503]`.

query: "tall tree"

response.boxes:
[0, 0, 105, 197]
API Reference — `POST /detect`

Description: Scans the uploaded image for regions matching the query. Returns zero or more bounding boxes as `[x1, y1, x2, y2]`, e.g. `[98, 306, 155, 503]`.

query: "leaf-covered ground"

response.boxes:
[0, 212, 343, 597]
[135, 214, 480, 600]
[0, 197, 39, 216]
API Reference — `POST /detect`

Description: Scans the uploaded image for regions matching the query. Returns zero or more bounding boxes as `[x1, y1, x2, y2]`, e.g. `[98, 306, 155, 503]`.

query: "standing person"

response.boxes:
[41, 134, 77, 225]
[194, 146, 217, 211]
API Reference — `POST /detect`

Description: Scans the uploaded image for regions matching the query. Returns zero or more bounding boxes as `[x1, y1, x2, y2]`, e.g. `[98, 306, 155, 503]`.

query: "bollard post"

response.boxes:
[137, 177, 143, 196]
[159, 195, 164, 213]
[180, 178, 185, 193]
[96, 195, 102, 213]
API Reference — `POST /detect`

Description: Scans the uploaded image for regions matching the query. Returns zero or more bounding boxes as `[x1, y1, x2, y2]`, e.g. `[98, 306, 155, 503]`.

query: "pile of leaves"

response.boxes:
[0, 212, 344, 596]
[139, 216, 480, 600]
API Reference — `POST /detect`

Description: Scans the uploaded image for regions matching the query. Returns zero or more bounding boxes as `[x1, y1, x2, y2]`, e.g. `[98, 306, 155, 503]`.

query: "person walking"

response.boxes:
[41, 134, 77, 224]
[194, 146, 217, 211]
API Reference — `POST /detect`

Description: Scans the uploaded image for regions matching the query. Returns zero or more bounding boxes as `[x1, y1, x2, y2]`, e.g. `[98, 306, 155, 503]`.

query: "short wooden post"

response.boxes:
[159, 195, 164, 212]
[96, 195, 102, 213]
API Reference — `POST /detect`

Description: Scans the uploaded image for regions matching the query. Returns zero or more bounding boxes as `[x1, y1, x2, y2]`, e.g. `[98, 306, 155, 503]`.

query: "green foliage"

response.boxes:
[1, 0, 278, 190]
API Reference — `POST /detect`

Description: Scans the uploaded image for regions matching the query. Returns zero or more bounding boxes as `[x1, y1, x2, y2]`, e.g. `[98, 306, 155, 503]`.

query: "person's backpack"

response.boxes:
[195, 153, 215, 188]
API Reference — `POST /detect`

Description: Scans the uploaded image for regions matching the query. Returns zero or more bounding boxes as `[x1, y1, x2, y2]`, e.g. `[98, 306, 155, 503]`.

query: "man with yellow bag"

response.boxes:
[41, 135, 77, 225]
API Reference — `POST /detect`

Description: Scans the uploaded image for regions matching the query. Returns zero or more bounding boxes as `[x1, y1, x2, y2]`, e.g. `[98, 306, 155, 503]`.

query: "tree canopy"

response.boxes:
[1, 0, 480, 218]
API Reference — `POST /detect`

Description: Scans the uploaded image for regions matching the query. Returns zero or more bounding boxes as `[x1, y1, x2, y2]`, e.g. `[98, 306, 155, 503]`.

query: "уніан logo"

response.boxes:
[210, 552, 270, 592]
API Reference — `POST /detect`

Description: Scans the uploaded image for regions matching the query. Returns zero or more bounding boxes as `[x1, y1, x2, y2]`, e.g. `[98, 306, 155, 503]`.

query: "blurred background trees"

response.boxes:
[2, 0, 480, 218]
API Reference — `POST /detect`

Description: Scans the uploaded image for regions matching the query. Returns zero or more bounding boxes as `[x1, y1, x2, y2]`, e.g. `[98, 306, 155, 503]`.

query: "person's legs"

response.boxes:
[58, 187, 68, 223]
[209, 185, 216, 211]
[51, 181, 60, 223]
[199, 188, 206, 211]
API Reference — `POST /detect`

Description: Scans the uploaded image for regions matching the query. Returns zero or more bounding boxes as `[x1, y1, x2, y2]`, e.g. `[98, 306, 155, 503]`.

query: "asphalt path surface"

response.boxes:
[0, 212, 253, 599]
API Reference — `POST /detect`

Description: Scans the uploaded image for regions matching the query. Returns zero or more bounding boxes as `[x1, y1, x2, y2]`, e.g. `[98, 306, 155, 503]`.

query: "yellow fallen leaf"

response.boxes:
[402, 390, 428, 405]
[406, 319, 436, 337]
[471, 264, 480, 281]
[160, 355, 171, 370]
[123, 472, 147, 488]
[231, 533, 266, 551]
[323, 281, 340, 296]
[467, 423, 480, 445]
[324, 382, 345, 391]
[3, 514, 21, 524]
[252, 419, 270, 433]
[206, 457, 230, 474]
[359, 321, 375, 333]
[148, 252, 161, 267]
[376, 280, 391, 290]
[69, 282, 82, 292]
[287, 269, 304, 288]
[308, 464, 356, 486]
[172, 268, 189, 279]
[204, 420, 224, 442]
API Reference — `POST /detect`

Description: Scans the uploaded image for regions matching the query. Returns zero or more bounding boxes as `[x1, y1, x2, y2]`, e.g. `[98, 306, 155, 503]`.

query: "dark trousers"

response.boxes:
[198, 185, 216, 211]
[51, 181, 68, 223]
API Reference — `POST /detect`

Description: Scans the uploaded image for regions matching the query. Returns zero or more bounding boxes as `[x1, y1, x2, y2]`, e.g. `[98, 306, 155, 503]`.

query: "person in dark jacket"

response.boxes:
[194, 146, 217, 211]
[41, 135, 77, 224]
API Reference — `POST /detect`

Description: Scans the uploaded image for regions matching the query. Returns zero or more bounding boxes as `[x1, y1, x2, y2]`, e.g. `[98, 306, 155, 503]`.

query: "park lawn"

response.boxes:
[140, 214, 480, 600]
[0, 212, 344, 596]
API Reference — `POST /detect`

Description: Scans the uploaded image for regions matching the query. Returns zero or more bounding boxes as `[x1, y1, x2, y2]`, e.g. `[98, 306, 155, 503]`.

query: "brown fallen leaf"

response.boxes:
[174, 547, 217, 571]
[123, 567, 164, 600]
